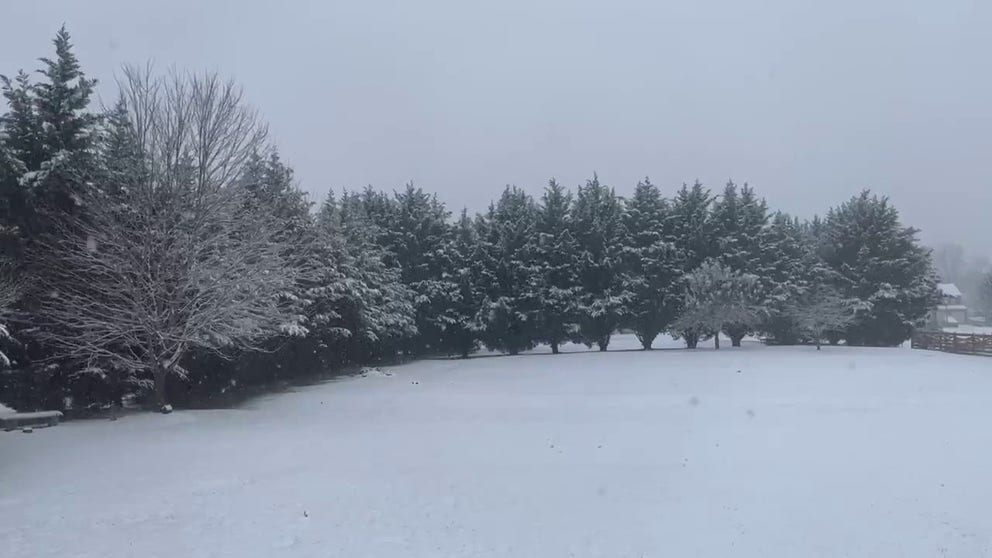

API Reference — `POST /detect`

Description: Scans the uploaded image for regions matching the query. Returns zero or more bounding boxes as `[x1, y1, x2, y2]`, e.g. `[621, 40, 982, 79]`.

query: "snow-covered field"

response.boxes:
[4, 334, 992, 557]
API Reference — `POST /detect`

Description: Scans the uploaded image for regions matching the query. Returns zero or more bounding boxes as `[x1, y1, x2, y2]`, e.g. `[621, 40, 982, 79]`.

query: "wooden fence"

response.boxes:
[911, 331, 992, 356]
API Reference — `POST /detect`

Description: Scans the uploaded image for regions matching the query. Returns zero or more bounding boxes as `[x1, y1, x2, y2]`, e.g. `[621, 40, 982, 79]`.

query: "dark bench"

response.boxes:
[1, 411, 63, 431]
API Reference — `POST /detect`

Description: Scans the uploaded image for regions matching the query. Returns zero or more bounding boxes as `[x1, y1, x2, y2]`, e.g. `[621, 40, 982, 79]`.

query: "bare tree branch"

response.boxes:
[34, 68, 295, 407]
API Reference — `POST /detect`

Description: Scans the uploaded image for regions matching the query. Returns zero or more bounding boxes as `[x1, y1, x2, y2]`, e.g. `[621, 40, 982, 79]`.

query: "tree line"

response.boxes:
[0, 29, 938, 412]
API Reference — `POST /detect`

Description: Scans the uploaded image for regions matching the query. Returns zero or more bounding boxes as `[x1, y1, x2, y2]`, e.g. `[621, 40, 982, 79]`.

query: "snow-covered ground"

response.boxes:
[3, 334, 992, 557]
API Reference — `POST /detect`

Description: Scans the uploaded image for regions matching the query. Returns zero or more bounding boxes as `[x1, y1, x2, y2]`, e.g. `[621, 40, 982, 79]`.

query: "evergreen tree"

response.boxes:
[338, 192, 417, 359]
[476, 186, 540, 355]
[0, 27, 100, 411]
[572, 175, 627, 351]
[95, 100, 142, 201]
[240, 152, 310, 226]
[621, 178, 683, 349]
[533, 179, 580, 354]
[669, 181, 714, 271]
[306, 192, 353, 364]
[34, 27, 98, 155]
[238, 150, 313, 333]
[710, 182, 768, 345]
[25, 26, 99, 220]
[364, 184, 454, 355]
[756, 212, 819, 344]
[0, 71, 40, 249]
[359, 186, 396, 228]
[306, 191, 416, 367]
[821, 191, 938, 346]
[439, 209, 484, 358]
[0, 71, 43, 171]
[668, 181, 714, 347]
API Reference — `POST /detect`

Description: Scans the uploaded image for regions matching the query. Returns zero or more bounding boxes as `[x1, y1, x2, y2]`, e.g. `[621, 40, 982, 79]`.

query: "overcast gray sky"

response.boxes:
[3, 0, 990, 256]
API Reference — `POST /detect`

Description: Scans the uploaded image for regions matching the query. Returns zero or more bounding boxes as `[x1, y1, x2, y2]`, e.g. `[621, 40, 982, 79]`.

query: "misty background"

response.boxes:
[2, 0, 989, 260]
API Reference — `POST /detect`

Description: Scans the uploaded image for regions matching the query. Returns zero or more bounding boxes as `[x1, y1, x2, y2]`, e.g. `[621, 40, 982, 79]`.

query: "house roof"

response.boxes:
[938, 283, 962, 297]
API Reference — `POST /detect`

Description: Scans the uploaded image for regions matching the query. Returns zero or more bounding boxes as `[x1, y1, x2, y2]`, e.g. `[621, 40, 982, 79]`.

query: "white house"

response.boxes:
[930, 283, 968, 328]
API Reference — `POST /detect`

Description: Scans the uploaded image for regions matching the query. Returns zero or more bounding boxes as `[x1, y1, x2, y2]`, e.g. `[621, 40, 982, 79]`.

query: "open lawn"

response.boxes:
[3, 335, 992, 557]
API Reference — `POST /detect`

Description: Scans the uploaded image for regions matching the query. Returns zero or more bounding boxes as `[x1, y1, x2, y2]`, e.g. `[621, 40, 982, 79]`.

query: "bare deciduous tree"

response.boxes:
[672, 259, 762, 349]
[34, 68, 300, 408]
[788, 287, 860, 350]
[0, 262, 23, 368]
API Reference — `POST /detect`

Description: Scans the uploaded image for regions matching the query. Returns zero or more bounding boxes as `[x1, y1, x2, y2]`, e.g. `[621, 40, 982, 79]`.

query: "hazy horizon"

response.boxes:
[3, 0, 990, 258]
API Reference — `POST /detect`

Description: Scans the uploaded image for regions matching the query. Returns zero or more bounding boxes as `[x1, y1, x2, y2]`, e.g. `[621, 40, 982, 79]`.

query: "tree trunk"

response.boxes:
[639, 331, 656, 350]
[730, 334, 744, 347]
[816, 339, 822, 350]
[153, 365, 168, 409]
[685, 330, 699, 349]
[460, 348, 470, 359]
[551, 341, 559, 355]
[714, 334, 720, 350]
[597, 337, 609, 351]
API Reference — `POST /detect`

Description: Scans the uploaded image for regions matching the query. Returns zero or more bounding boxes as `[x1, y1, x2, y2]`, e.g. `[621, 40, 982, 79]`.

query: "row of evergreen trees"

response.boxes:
[0, 29, 938, 411]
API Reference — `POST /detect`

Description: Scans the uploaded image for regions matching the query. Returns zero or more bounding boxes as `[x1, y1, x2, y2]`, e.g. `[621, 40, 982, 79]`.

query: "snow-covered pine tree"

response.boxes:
[361, 184, 455, 355]
[300, 192, 357, 368]
[669, 181, 715, 270]
[710, 182, 768, 346]
[95, 100, 143, 202]
[1, 27, 100, 258]
[338, 192, 417, 360]
[711, 181, 742, 265]
[240, 153, 310, 227]
[673, 259, 762, 349]
[25, 26, 99, 221]
[621, 178, 683, 349]
[533, 179, 581, 354]
[359, 186, 395, 230]
[475, 186, 541, 355]
[667, 181, 714, 347]
[572, 175, 627, 351]
[439, 209, 484, 358]
[237, 151, 314, 334]
[0, 71, 40, 251]
[0, 71, 42, 172]
[755, 212, 819, 344]
[0, 27, 101, 411]
[821, 190, 938, 346]
[307, 191, 418, 367]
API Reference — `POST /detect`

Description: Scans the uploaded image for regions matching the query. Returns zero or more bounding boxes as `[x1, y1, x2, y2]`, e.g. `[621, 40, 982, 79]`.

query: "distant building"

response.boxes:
[930, 283, 968, 328]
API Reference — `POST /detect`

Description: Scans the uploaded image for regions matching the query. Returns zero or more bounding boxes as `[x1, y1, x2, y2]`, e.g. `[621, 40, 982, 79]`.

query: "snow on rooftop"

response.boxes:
[938, 283, 962, 297]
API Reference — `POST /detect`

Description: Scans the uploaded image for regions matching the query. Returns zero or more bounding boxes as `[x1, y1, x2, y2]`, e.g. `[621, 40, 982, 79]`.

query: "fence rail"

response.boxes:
[911, 331, 992, 356]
